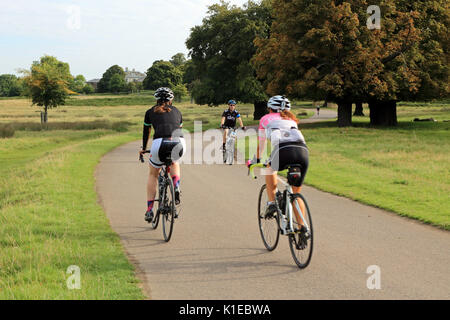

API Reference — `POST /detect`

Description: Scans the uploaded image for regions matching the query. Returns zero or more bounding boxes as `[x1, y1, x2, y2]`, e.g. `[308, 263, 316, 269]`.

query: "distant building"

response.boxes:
[86, 78, 100, 90]
[124, 67, 146, 83]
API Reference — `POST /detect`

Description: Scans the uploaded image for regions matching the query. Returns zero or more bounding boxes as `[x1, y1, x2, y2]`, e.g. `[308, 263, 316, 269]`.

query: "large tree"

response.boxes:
[186, 0, 271, 118]
[253, 0, 449, 126]
[143, 60, 183, 90]
[23, 55, 73, 123]
[97, 65, 126, 93]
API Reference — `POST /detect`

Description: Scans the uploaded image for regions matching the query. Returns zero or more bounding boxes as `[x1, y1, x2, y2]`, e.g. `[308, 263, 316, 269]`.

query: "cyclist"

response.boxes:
[139, 87, 185, 223]
[247, 95, 309, 233]
[220, 100, 246, 151]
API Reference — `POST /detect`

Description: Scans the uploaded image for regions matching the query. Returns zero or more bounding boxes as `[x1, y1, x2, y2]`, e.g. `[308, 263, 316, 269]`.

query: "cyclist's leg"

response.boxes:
[222, 128, 229, 146]
[147, 165, 161, 201]
[290, 146, 309, 229]
[170, 162, 180, 184]
[265, 166, 277, 203]
[292, 186, 306, 228]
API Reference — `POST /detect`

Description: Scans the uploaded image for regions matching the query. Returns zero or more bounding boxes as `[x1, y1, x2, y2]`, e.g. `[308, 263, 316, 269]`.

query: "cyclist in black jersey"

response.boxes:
[139, 87, 185, 222]
[220, 100, 246, 150]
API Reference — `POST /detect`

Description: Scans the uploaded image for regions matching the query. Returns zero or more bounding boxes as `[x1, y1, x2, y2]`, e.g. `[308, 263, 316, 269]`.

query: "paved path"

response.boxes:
[96, 133, 450, 299]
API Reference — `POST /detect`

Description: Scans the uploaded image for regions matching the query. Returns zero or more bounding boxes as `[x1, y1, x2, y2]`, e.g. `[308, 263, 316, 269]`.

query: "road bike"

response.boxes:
[248, 163, 313, 268]
[222, 126, 237, 165]
[140, 150, 177, 242]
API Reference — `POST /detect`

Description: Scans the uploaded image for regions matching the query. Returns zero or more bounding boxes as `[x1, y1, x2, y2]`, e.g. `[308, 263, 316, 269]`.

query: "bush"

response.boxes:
[0, 124, 15, 138]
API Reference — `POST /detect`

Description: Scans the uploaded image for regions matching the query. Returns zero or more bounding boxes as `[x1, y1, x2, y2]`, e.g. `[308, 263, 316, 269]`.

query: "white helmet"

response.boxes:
[267, 95, 291, 112]
[154, 87, 174, 102]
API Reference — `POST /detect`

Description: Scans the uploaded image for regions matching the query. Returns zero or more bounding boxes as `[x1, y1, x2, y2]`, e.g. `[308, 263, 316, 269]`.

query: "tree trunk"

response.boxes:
[337, 101, 352, 127]
[322, 100, 328, 108]
[353, 102, 364, 116]
[41, 106, 48, 124]
[253, 100, 268, 120]
[369, 100, 397, 126]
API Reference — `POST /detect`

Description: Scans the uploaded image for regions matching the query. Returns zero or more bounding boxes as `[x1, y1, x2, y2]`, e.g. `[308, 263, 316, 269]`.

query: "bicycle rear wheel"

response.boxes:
[152, 184, 163, 230]
[162, 177, 175, 242]
[152, 205, 160, 229]
[288, 193, 313, 269]
[258, 184, 280, 251]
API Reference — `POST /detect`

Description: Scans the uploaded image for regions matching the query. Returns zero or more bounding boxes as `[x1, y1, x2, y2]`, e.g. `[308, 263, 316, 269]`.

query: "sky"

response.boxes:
[0, 0, 249, 80]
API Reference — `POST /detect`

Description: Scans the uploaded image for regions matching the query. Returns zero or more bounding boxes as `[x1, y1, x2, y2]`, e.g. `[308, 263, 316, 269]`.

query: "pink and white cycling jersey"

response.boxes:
[258, 112, 305, 145]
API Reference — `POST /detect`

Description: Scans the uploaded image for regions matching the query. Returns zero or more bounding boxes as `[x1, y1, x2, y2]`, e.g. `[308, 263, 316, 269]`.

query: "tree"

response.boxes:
[97, 65, 126, 93]
[23, 55, 73, 123]
[185, 0, 271, 118]
[172, 84, 188, 102]
[69, 74, 86, 94]
[253, 0, 449, 126]
[170, 53, 187, 68]
[82, 83, 94, 94]
[143, 60, 183, 90]
[0, 74, 24, 97]
[109, 73, 127, 93]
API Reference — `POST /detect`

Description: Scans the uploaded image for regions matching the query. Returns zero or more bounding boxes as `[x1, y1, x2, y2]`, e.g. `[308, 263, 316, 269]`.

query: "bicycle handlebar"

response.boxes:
[248, 163, 267, 179]
[248, 163, 289, 180]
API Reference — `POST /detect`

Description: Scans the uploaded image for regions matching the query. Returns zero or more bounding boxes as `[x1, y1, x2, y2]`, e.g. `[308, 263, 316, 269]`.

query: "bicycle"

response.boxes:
[222, 126, 237, 165]
[248, 163, 313, 269]
[140, 150, 177, 242]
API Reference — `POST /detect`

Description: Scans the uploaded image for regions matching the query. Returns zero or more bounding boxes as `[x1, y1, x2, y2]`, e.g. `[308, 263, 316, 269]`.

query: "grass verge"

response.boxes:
[0, 130, 145, 299]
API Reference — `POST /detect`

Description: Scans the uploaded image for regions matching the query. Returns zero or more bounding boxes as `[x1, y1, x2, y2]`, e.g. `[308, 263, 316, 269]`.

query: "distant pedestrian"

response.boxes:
[316, 105, 320, 116]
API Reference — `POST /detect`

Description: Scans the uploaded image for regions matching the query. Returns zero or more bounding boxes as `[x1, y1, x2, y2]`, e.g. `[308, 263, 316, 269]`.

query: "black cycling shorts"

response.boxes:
[269, 142, 309, 186]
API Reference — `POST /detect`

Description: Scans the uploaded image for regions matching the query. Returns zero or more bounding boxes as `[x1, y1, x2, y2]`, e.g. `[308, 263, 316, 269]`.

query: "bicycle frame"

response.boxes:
[249, 163, 310, 234]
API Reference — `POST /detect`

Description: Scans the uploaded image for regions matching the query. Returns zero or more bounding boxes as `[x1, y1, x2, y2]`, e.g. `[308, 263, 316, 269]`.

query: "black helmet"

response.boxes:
[154, 87, 174, 102]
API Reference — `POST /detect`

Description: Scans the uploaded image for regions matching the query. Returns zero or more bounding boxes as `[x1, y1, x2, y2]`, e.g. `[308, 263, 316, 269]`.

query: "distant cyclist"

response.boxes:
[220, 100, 246, 151]
[139, 87, 185, 223]
[247, 95, 309, 232]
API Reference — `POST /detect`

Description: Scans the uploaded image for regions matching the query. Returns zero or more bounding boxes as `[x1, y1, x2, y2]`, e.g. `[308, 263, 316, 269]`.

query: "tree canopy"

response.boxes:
[97, 65, 126, 93]
[143, 60, 183, 90]
[252, 0, 449, 126]
[186, 0, 272, 106]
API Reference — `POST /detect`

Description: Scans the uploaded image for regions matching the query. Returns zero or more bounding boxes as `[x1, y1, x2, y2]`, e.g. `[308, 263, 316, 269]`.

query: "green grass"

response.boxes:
[239, 104, 450, 230]
[0, 130, 145, 299]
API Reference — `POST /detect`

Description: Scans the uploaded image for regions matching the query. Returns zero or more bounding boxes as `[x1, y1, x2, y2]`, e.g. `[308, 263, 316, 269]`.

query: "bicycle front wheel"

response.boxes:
[258, 184, 280, 251]
[288, 193, 313, 269]
[227, 145, 234, 165]
[162, 177, 175, 242]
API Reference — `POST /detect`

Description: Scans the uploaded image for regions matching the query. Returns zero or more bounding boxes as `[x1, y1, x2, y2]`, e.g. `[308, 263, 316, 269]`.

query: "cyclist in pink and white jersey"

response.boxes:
[247, 96, 309, 229]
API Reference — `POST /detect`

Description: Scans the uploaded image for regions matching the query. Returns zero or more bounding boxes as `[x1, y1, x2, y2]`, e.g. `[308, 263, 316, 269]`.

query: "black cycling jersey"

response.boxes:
[143, 105, 183, 149]
[222, 109, 241, 128]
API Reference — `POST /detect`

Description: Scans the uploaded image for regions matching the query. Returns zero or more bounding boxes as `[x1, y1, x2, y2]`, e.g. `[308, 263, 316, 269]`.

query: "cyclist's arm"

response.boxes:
[238, 117, 244, 128]
[220, 116, 225, 127]
[142, 125, 152, 151]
